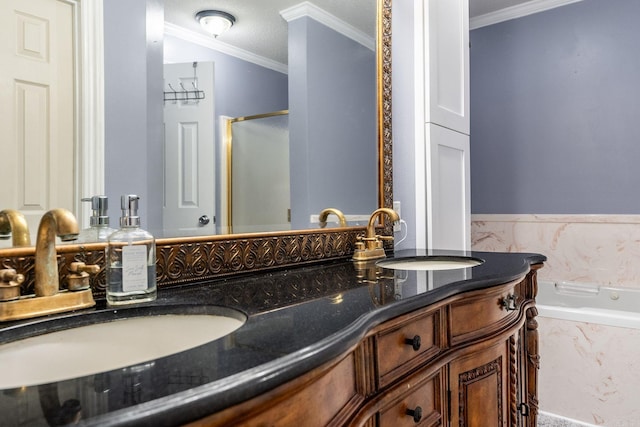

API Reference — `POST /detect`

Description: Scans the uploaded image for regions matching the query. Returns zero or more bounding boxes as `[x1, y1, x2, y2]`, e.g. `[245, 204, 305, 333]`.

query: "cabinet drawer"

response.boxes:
[449, 281, 519, 345]
[376, 310, 442, 387]
[378, 368, 445, 427]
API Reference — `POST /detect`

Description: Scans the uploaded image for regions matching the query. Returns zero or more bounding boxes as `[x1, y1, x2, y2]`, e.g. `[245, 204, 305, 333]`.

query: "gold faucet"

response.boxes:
[35, 209, 80, 296]
[0, 209, 31, 247]
[318, 208, 347, 228]
[0, 209, 97, 321]
[352, 208, 400, 262]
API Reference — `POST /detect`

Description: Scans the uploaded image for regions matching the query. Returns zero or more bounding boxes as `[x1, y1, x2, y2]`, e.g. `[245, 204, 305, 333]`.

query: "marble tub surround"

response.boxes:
[0, 250, 544, 426]
[471, 214, 640, 289]
[471, 214, 640, 426]
[538, 317, 640, 426]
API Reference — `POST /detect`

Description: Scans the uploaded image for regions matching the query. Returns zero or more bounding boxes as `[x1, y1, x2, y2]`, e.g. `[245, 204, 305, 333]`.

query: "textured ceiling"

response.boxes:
[164, 0, 376, 65]
[164, 0, 533, 65]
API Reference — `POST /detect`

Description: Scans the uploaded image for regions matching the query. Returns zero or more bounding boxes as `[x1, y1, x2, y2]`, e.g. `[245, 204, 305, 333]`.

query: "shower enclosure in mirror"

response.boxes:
[225, 111, 290, 234]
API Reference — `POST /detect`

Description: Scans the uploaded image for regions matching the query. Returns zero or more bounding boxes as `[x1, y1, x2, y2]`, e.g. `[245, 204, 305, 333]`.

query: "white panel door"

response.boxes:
[426, 123, 470, 250]
[163, 62, 215, 237]
[423, 0, 470, 135]
[0, 0, 75, 246]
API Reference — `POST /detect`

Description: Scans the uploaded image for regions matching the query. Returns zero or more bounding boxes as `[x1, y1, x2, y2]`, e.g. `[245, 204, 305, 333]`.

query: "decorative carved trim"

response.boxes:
[458, 357, 503, 426]
[526, 306, 540, 426]
[354, 336, 377, 397]
[379, 0, 394, 240]
[509, 334, 518, 426]
[0, 229, 363, 301]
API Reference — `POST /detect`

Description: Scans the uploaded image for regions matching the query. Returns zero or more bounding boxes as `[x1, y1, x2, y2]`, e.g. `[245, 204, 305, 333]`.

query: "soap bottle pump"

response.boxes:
[77, 196, 116, 242]
[106, 195, 157, 306]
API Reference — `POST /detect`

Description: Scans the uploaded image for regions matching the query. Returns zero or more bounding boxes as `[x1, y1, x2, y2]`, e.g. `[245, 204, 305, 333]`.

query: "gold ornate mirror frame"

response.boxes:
[0, 0, 392, 300]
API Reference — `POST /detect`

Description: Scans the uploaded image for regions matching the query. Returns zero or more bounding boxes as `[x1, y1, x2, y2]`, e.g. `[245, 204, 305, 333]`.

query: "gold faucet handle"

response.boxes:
[0, 268, 25, 284]
[0, 269, 24, 302]
[67, 262, 100, 291]
[69, 262, 100, 275]
[377, 235, 395, 241]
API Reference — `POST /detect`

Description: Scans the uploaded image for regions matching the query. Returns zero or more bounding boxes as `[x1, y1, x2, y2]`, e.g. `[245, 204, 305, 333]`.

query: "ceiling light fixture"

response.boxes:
[196, 10, 236, 38]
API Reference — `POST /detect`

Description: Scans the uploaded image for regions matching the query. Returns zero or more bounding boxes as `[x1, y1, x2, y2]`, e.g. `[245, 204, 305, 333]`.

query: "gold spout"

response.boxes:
[35, 209, 79, 297]
[364, 208, 399, 244]
[352, 208, 400, 262]
[0, 209, 31, 247]
[318, 208, 347, 228]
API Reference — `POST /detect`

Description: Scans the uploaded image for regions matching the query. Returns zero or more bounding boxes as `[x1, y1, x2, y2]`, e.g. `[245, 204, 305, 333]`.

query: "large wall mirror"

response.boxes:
[0, 0, 392, 257]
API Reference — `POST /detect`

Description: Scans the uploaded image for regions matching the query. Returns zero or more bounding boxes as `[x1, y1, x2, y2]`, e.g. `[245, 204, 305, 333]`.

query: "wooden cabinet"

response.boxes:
[188, 267, 541, 427]
[376, 309, 443, 388]
[449, 340, 510, 426]
[377, 367, 446, 427]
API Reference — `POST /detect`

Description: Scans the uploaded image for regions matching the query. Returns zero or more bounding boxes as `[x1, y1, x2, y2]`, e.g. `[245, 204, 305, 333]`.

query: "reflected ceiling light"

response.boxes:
[196, 10, 236, 38]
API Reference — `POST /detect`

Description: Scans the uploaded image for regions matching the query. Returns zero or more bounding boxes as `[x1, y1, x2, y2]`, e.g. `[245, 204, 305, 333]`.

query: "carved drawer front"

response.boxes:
[449, 281, 519, 346]
[376, 310, 442, 387]
[378, 368, 445, 427]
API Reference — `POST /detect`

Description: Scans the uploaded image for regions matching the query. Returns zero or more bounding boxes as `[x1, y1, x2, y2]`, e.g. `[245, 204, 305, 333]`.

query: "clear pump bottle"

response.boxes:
[77, 196, 116, 243]
[106, 195, 157, 305]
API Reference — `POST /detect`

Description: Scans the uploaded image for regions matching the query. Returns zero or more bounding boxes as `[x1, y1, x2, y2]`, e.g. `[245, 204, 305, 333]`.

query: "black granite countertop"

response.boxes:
[0, 249, 545, 426]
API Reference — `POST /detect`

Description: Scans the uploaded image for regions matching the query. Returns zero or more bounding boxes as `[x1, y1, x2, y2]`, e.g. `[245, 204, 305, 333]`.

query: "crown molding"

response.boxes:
[470, 0, 584, 30]
[280, 1, 375, 51]
[164, 22, 288, 74]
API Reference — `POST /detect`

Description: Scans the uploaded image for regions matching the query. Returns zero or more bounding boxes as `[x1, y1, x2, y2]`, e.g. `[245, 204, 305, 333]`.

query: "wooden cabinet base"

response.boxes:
[189, 266, 541, 426]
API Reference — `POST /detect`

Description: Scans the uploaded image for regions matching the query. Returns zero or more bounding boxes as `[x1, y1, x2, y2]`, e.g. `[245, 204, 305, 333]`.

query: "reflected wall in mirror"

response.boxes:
[0, 0, 391, 253]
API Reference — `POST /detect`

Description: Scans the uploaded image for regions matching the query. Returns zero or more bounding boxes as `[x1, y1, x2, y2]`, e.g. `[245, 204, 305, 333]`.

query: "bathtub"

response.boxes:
[537, 280, 640, 329]
[536, 281, 640, 426]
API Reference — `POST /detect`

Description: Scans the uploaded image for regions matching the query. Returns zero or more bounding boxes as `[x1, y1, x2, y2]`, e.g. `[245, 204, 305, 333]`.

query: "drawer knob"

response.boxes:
[405, 335, 421, 351]
[406, 406, 423, 423]
[501, 294, 518, 311]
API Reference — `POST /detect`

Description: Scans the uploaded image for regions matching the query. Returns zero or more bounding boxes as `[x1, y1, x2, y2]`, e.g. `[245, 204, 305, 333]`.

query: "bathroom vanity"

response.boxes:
[0, 249, 544, 426]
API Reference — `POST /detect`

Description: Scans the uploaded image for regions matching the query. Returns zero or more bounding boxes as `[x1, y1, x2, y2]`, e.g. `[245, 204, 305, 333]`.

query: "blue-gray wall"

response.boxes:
[288, 17, 377, 228]
[104, 0, 164, 232]
[391, 0, 419, 249]
[470, 0, 640, 214]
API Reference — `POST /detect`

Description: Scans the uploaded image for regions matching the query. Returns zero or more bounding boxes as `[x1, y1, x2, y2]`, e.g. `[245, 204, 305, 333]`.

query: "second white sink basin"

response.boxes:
[0, 306, 245, 389]
[377, 256, 484, 271]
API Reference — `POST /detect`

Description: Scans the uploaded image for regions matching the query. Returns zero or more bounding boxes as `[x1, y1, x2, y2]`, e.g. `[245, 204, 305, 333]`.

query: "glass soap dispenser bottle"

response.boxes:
[77, 195, 116, 243]
[106, 195, 157, 306]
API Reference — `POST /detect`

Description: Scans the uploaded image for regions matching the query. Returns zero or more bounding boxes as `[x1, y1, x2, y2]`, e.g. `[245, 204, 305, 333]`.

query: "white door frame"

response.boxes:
[76, 0, 105, 228]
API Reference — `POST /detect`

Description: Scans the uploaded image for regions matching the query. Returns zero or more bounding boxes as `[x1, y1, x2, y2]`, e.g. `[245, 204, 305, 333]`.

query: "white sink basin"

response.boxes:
[0, 306, 245, 389]
[377, 256, 484, 271]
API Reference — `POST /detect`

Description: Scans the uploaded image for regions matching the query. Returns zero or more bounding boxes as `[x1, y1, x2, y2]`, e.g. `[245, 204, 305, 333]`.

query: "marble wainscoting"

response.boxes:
[471, 214, 640, 427]
[536, 316, 640, 426]
[471, 214, 640, 289]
